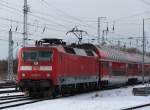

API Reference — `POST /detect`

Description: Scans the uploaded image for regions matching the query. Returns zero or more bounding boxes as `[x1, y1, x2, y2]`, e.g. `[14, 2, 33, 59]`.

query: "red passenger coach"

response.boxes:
[78, 44, 150, 86]
[96, 46, 128, 85]
[17, 39, 99, 97]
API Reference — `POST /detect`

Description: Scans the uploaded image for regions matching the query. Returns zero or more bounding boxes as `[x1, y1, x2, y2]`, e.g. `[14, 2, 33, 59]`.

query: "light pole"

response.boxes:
[97, 17, 107, 45]
[23, 0, 29, 47]
[142, 18, 150, 85]
[142, 18, 145, 85]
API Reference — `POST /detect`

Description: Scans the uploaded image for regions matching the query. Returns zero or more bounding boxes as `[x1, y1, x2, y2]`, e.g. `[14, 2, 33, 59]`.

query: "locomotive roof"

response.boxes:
[20, 45, 65, 53]
[20, 45, 98, 57]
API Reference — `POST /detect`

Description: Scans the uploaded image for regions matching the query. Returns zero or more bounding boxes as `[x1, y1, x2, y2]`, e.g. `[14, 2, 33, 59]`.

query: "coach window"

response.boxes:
[128, 64, 137, 69]
[112, 70, 125, 76]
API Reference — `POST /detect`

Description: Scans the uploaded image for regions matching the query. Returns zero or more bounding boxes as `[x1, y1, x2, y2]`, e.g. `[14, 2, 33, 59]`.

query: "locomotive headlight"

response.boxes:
[20, 66, 32, 71]
[22, 73, 26, 77]
[46, 73, 50, 77]
[40, 66, 52, 71]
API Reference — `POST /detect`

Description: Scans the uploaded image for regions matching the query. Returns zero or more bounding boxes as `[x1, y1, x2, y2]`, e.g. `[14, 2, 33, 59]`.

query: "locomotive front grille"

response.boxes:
[20, 80, 51, 88]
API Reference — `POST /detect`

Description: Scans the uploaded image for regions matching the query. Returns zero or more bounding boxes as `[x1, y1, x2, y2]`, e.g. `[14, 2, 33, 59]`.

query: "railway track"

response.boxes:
[0, 81, 148, 110]
[0, 96, 48, 109]
[0, 82, 49, 109]
[0, 90, 20, 94]
[0, 95, 27, 101]
[122, 103, 150, 110]
[0, 82, 20, 94]
[0, 81, 15, 87]
[0, 85, 16, 89]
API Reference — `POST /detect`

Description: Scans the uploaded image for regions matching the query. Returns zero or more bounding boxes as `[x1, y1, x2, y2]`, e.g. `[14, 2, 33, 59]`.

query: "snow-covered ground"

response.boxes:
[0, 85, 149, 110]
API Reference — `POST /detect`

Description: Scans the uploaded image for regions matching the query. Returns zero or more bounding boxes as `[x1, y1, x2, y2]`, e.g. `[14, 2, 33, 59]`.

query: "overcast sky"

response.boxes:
[0, 0, 150, 59]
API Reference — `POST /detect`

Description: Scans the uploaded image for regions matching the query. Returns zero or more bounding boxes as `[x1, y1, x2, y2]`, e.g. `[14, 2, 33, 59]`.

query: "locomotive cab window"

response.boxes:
[38, 51, 53, 61]
[23, 50, 53, 61]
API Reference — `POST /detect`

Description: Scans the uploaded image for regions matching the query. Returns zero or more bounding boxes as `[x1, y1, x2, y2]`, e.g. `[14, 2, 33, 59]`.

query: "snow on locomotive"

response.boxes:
[17, 38, 150, 97]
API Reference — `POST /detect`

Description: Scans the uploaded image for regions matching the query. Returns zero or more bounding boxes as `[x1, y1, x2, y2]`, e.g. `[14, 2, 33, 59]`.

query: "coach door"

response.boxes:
[100, 61, 109, 81]
[109, 62, 127, 85]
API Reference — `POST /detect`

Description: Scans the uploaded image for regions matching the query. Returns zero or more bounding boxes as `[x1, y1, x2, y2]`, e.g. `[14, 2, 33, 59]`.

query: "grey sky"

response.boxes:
[0, 0, 150, 59]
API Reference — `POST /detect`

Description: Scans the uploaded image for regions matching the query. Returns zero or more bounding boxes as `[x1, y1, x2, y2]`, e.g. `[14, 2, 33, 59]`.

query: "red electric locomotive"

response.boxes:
[17, 39, 99, 97]
[17, 38, 150, 97]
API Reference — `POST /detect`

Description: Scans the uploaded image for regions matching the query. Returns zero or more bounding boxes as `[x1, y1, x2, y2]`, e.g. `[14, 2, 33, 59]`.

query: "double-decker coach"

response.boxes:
[77, 44, 150, 86]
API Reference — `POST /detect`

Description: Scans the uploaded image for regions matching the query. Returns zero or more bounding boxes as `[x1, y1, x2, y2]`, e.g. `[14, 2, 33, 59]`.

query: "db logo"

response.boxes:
[34, 62, 38, 65]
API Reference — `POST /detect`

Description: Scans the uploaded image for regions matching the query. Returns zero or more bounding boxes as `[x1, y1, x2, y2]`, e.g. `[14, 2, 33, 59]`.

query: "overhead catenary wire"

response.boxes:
[1, 0, 99, 41]
[0, 16, 68, 33]
[0, 1, 149, 48]
[31, 9, 96, 28]
[38, 0, 97, 29]
[0, 2, 22, 13]
[0, 1, 74, 32]
[0, 25, 65, 42]
[81, 11, 150, 24]
[139, 0, 150, 6]
[0, 0, 101, 33]
[0, 1, 150, 28]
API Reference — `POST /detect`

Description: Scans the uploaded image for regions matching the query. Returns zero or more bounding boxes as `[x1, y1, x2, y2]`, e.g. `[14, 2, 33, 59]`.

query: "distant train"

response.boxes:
[17, 38, 150, 97]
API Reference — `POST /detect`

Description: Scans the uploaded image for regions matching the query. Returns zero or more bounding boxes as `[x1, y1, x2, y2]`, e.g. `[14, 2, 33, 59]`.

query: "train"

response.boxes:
[17, 38, 150, 97]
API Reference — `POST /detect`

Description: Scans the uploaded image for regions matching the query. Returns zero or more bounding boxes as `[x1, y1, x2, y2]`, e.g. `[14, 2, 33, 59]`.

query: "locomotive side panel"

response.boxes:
[57, 53, 99, 85]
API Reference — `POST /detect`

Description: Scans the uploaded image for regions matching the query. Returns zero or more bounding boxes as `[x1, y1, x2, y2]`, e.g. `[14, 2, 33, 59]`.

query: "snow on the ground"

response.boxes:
[3, 85, 150, 110]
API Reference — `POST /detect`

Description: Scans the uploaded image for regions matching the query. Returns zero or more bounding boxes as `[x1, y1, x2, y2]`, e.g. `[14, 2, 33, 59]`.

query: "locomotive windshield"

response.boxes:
[23, 50, 53, 61]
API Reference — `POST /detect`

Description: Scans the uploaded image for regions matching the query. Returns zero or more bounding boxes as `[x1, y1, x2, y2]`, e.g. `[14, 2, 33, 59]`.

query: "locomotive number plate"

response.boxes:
[33, 66, 40, 70]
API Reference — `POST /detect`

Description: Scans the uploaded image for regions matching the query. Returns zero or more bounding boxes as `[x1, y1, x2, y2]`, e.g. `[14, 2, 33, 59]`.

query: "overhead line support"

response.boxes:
[23, 0, 29, 47]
